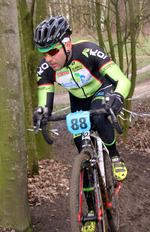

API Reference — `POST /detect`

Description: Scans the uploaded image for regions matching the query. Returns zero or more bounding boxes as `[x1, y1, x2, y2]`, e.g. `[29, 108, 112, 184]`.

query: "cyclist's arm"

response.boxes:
[99, 61, 131, 99]
[36, 59, 55, 113]
[37, 82, 54, 113]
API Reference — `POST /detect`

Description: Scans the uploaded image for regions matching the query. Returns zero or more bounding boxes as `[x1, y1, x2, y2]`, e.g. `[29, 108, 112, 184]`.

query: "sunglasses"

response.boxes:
[42, 44, 63, 57]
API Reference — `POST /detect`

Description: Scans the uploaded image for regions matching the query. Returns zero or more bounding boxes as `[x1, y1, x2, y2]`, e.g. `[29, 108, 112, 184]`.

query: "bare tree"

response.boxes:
[17, 0, 54, 175]
[0, 0, 56, 228]
[0, 0, 31, 230]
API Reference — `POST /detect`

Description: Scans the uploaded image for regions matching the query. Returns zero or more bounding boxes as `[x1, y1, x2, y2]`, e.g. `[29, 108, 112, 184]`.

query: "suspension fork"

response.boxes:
[78, 166, 104, 223]
[93, 168, 103, 221]
[96, 137, 106, 185]
[95, 136, 115, 209]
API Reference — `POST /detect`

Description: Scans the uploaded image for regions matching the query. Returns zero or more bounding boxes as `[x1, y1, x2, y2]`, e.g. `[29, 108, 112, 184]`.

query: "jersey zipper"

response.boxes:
[67, 66, 87, 98]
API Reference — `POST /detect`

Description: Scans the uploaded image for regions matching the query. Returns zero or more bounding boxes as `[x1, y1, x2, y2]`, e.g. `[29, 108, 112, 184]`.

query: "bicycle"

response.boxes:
[35, 103, 122, 232]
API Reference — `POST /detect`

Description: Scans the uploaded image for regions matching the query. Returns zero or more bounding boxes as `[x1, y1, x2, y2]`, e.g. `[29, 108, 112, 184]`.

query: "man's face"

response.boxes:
[44, 41, 71, 71]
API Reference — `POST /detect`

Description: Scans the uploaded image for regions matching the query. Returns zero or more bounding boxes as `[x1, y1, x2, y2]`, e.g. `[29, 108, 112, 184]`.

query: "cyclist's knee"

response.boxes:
[92, 114, 106, 127]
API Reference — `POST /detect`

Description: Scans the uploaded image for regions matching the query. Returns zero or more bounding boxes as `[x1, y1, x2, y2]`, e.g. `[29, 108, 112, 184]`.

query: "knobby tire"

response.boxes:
[70, 151, 106, 232]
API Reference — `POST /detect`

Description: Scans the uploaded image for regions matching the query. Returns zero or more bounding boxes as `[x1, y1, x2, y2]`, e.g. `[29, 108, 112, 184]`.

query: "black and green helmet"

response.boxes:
[34, 15, 72, 48]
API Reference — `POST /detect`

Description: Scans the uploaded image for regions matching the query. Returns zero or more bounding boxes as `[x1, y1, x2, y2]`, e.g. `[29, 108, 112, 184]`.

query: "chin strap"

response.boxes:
[60, 41, 70, 67]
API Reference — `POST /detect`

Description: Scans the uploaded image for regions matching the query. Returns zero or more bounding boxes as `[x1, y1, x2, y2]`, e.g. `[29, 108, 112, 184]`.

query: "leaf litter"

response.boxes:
[28, 159, 71, 207]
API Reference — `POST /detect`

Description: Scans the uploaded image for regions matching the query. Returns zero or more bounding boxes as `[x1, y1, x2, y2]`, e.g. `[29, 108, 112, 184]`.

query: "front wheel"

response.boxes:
[70, 150, 106, 232]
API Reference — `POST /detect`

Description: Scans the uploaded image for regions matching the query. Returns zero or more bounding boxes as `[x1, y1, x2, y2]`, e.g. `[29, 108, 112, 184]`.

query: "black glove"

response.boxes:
[105, 92, 123, 115]
[33, 106, 50, 126]
[33, 106, 43, 126]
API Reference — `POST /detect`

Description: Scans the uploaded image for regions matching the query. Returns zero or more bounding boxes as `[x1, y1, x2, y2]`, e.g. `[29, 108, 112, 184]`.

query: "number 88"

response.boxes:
[71, 117, 87, 130]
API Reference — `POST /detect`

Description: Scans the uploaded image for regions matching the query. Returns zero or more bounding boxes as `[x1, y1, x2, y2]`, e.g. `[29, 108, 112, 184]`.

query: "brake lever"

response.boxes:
[105, 96, 123, 134]
[35, 119, 41, 135]
[109, 108, 123, 134]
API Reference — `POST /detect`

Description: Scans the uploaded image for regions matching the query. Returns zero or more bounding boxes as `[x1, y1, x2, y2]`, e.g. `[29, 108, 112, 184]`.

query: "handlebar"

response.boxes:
[35, 108, 122, 145]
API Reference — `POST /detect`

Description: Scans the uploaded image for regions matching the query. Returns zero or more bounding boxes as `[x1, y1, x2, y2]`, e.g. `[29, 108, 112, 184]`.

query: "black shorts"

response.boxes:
[69, 83, 114, 112]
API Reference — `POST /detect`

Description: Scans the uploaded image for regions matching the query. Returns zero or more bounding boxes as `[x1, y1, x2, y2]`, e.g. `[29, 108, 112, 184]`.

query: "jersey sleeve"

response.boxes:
[36, 58, 55, 110]
[84, 42, 131, 99]
[99, 61, 131, 99]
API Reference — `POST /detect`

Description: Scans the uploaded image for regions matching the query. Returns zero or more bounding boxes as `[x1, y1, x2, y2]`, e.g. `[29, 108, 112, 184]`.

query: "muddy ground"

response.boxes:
[29, 96, 150, 232]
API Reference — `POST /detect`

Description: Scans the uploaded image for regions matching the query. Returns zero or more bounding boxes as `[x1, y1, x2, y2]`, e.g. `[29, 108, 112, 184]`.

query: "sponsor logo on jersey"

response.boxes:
[82, 48, 108, 59]
[38, 85, 53, 92]
[71, 64, 83, 72]
[96, 91, 104, 96]
[37, 62, 49, 75]
[36, 74, 42, 82]
[56, 68, 93, 89]
[57, 70, 69, 77]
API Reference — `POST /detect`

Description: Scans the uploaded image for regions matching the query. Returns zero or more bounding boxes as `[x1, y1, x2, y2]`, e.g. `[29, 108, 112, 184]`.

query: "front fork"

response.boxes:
[78, 133, 121, 223]
[78, 164, 104, 223]
[78, 165, 121, 224]
[96, 137, 122, 208]
[93, 168, 104, 222]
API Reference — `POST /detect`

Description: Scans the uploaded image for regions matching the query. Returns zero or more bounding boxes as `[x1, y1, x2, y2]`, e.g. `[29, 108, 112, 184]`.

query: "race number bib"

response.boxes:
[66, 111, 91, 134]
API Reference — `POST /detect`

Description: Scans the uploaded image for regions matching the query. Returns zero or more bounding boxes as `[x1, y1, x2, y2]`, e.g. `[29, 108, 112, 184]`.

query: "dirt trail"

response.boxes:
[133, 79, 150, 99]
[30, 110, 150, 232]
[29, 77, 150, 232]
[29, 94, 150, 232]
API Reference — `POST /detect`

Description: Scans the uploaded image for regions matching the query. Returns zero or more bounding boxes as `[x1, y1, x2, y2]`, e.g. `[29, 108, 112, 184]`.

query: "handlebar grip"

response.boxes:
[41, 124, 53, 145]
[109, 108, 123, 134]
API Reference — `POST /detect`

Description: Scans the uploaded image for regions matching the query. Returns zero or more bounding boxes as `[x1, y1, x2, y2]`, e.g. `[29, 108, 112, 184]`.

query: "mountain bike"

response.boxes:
[35, 104, 122, 232]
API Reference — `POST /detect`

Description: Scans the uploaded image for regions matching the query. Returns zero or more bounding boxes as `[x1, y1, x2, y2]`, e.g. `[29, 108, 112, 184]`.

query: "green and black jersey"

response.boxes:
[36, 41, 131, 108]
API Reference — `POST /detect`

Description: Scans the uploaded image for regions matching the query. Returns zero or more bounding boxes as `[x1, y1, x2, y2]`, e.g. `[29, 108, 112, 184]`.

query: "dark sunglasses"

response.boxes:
[42, 44, 63, 57]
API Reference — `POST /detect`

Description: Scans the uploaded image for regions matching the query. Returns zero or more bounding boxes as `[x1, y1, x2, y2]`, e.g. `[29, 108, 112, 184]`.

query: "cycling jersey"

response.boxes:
[36, 41, 131, 108]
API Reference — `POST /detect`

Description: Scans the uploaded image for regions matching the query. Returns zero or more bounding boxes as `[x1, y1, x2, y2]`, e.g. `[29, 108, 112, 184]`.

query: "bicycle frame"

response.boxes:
[81, 130, 109, 188]
[90, 130, 109, 186]
[78, 130, 108, 224]
[90, 130, 122, 210]
[80, 129, 121, 223]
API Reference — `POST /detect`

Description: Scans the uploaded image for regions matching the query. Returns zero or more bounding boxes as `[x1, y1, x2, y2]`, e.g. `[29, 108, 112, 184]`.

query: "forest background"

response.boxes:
[0, 0, 150, 231]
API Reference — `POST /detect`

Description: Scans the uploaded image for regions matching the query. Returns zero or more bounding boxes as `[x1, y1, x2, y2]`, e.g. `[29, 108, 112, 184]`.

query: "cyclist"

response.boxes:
[33, 15, 131, 231]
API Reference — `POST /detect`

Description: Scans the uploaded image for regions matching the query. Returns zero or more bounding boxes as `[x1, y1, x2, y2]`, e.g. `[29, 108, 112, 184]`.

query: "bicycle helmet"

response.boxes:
[34, 15, 72, 49]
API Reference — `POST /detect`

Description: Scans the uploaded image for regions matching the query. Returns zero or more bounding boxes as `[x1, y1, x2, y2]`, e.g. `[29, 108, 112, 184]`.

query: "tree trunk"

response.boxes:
[105, 0, 116, 62]
[114, 1, 124, 71]
[17, 0, 54, 169]
[96, 0, 105, 50]
[123, 0, 137, 141]
[34, 0, 55, 160]
[0, 0, 31, 230]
